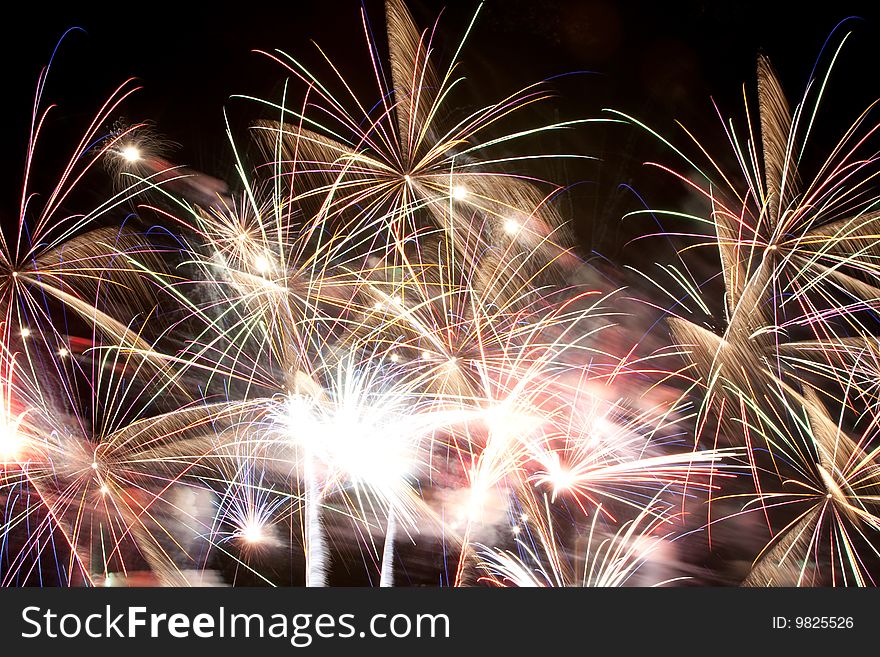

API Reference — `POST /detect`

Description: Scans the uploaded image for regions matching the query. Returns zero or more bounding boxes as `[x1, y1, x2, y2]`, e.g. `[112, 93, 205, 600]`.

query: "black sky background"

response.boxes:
[3, 0, 880, 264]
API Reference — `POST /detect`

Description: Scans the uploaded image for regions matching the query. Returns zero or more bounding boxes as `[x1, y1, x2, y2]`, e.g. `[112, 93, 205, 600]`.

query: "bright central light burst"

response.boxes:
[121, 145, 141, 163]
[253, 254, 272, 275]
[0, 429, 23, 461]
[503, 218, 521, 234]
[240, 520, 265, 544]
[451, 184, 468, 201]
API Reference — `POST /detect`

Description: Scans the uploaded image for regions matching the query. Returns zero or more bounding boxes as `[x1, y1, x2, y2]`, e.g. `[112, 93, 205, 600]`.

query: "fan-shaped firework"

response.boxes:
[618, 23, 880, 585]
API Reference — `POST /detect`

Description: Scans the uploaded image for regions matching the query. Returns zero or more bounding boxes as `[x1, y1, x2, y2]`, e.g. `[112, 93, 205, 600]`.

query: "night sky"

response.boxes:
[3, 0, 880, 259]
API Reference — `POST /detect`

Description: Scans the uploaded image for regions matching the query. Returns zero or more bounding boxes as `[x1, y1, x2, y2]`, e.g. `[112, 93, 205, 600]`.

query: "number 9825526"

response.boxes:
[794, 617, 853, 629]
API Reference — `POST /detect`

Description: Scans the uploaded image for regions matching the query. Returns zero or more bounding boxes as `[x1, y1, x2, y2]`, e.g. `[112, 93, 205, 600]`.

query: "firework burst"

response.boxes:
[10, 2, 880, 589]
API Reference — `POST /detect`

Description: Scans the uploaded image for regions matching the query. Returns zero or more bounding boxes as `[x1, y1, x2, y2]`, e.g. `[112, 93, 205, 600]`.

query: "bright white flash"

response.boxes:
[240, 520, 266, 544]
[503, 218, 521, 235]
[285, 370, 417, 503]
[540, 453, 576, 499]
[0, 430, 23, 461]
[253, 254, 272, 275]
[121, 145, 142, 163]
[549, 466, 575, 495]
